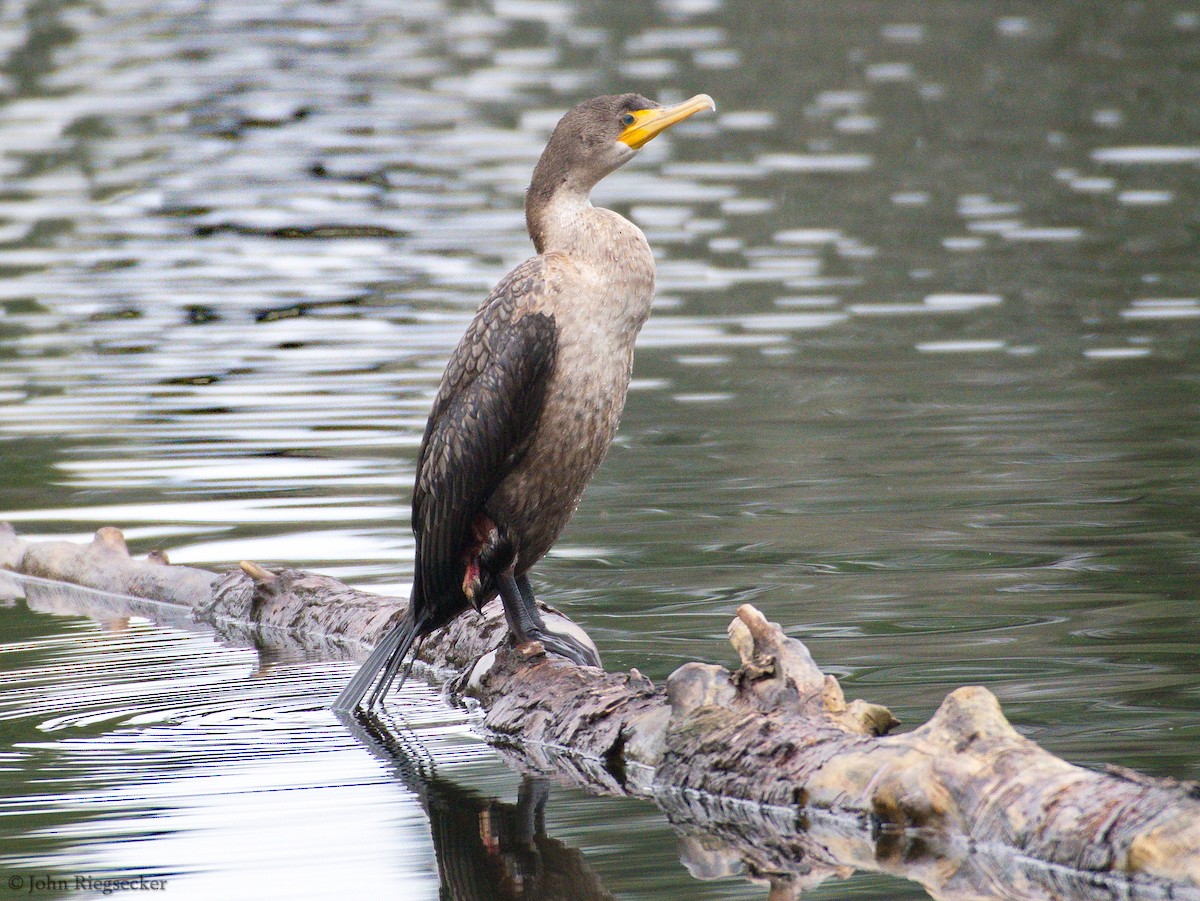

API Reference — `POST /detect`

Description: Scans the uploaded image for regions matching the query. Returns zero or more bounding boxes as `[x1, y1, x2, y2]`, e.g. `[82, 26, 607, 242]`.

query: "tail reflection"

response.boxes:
[337, 709, 614, 901]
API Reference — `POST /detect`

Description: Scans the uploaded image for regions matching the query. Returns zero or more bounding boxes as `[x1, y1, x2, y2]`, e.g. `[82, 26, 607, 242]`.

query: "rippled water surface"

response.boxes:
[1, 0, 1198, 898]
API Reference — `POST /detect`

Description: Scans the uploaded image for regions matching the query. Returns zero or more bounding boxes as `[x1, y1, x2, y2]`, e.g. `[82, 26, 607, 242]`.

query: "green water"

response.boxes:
[0, 0, 1197, 897]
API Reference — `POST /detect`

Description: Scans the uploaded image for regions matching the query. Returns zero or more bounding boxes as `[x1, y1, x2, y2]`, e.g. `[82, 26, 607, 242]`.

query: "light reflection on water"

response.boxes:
[1, 0, 1198, 897]
[0, 595, 457, 900]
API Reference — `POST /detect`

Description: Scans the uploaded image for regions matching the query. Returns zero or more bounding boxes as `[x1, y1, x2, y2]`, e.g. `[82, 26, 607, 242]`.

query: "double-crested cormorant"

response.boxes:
[334, 92, 716, 711]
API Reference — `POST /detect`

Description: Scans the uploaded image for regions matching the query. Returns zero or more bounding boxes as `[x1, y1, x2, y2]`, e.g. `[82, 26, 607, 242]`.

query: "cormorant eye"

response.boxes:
[621, 113, 636, 126]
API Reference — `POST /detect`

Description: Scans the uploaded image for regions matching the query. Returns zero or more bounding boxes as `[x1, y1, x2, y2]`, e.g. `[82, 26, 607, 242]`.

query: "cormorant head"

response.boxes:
[530, 92, 716, 199]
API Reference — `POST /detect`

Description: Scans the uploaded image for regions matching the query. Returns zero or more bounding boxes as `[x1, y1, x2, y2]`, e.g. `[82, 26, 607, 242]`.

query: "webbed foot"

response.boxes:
[497, 569, 603, 670]
[522, 626, 601, 669]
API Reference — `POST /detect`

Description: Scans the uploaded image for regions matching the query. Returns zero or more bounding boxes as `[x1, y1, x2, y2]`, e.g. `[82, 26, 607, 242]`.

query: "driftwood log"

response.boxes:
[2, 523, 1198, 900]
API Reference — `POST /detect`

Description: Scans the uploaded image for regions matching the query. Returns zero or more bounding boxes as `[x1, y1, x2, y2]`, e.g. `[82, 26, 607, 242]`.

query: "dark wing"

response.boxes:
[423, 257, 550, 420]
[411, 263, 557, 624]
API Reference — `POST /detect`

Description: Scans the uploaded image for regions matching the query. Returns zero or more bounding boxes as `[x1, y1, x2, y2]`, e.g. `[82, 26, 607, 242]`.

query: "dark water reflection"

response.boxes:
[1, 0, 1198, 897]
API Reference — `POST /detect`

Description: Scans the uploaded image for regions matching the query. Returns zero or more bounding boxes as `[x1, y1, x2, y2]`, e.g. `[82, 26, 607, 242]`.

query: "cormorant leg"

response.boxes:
[497, 571, 601, 668]
[516, 574, 601, 668]
[515, 777, 551, 843]
[513, 573, 548, 632]
[498, 568, 541, 646]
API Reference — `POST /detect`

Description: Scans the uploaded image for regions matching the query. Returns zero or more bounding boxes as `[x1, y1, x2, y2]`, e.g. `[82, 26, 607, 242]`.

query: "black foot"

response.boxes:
[499, 570, 602, 669]
[523, 625, 602, 669]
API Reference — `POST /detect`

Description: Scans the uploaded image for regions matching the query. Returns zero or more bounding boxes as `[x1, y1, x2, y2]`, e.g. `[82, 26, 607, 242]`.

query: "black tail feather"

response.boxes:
[332, 612, 426, 712]
[370, 632, 427, 708]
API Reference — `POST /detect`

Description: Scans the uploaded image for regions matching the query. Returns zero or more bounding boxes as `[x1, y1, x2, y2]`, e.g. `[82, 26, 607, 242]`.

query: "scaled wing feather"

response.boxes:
[410, 260, 557, 624]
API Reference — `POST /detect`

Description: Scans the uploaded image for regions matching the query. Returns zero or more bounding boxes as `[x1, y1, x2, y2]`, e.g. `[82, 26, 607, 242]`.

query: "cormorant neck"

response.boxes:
[525, 183, 594, 256]
[525, 141, 615, 255]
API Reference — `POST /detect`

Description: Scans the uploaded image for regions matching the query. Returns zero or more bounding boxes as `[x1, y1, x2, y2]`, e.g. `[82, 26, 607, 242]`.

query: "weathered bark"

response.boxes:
[3, 522, 1199, 900]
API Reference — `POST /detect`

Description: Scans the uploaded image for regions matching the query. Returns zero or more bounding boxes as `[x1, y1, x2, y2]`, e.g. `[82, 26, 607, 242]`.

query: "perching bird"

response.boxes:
[334, 92, 716, 711]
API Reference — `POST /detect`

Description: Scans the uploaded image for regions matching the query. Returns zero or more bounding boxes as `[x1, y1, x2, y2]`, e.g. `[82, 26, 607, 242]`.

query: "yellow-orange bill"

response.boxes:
[617, 94, 716, 149]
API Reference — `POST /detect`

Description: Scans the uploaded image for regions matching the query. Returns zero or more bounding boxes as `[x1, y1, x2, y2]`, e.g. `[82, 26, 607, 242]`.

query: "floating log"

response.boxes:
[2, 522, 1198, 900]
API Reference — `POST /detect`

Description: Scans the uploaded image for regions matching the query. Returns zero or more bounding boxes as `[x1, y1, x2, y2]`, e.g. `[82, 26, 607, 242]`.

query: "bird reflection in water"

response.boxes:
[339, 711, 613, 901]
